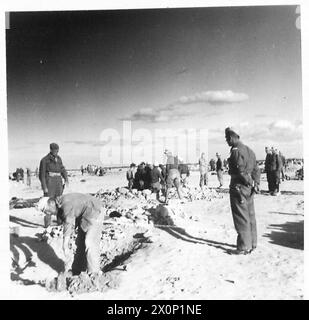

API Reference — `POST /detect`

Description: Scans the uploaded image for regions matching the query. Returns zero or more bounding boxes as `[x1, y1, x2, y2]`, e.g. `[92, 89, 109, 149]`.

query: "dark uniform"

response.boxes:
[216, 158, 224, 187]
[228, 140, 260, 252]
[270, 153, 282, 193]
[39, 152, 68, 198]
[264, 152, 273, 192]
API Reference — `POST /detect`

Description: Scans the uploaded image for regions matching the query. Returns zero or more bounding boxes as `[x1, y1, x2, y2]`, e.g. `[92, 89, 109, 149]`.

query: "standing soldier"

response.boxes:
[198, 153, 208, 188]
[225, 128, 260, 255]
[264, 147, 273, 193]
[279, 151, 286, 181]
[216, 153, 224, 188]
[272, 148, 283, 195]
[26, 167, 31, 187]
[126, 163, 136, 191]
[39, 143, 69, 227]
[151, 162, 165, 200]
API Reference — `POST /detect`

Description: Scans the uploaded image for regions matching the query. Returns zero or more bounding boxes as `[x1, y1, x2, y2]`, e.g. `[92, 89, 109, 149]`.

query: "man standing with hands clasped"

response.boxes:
[225, 128, 260, 255]
[39, 143, 69, 227]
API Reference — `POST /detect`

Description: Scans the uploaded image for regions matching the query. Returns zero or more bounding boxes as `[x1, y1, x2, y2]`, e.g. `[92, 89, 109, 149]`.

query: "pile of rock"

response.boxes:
[168, 186, 222, 202]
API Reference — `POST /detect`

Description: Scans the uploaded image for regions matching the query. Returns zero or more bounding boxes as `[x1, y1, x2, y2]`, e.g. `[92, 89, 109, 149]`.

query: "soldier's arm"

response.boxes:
[59, 157, 68, 182]
[39, 158, 48, 192]
[232, 149, 252, 186]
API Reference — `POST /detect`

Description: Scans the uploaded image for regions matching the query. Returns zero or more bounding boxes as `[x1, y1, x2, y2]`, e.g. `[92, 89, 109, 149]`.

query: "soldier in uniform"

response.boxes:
[39, 143, 69, 227]
[264, 147, 273, 193]
[225, 128, 260, 255]
[164, 150, 183, 203]
[37, 193, 107, 275]
[216, 153, 224, 188]
[198, 153, 208, 188]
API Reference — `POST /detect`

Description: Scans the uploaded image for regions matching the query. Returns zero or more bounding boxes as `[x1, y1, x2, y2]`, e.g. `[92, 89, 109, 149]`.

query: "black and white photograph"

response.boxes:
[0, 1, 307, 300]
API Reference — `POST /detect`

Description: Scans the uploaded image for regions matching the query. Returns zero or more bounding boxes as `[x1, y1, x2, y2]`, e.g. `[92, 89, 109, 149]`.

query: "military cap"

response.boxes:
[225, 127, 240, 139]
[50, 143, 59, 150]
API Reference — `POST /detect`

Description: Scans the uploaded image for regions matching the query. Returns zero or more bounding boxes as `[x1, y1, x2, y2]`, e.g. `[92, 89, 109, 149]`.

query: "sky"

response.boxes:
[6, 5, 303, 171]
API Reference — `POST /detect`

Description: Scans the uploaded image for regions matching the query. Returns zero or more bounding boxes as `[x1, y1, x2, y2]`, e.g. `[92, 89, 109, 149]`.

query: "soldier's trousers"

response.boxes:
[229, 184, 257, 251]
[217, 170, 223, 186]
[199, 173, 208, 187]
[266, 171, 272, 192]
[72, 222, 103, 275]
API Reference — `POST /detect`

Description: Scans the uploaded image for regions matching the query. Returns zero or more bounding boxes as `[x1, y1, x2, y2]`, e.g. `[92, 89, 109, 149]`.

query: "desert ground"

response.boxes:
[8, 170, 304, 300]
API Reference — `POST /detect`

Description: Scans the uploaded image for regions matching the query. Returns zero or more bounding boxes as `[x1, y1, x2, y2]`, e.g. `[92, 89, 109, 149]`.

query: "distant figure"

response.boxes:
[19, 168, 24, 183]
[279, 151, 286, 181]
[164, 150, 183, 203]
[178, 157, 190, 187]
[225, 127, 260, 255]
[35, 167, 39, 178]
[199, 153, 208, 188]
[126, 163, 136, 191]
[159, 164, 167, 194]
[135, 162, 146, 191]
[26, 168, 31, 187]
[270, 148, 283, 196]
[216, 153, 223, 188]
[151, 162, 165, 200]
[81, 165, 84, 175]
[223, 159, 228, 170]
[264, 147, 273, 193]
[39, 143, 69, 228]
[209, 158, 216, 171]
[144, 163, 153, 189]
[98, 167, 104, 176]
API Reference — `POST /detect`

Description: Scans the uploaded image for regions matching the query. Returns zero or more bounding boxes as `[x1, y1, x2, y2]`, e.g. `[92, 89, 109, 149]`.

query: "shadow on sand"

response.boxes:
[10, 234, 64, 285]
[263, 220, 304, 250]
[157, 226, 235, 254]
[10, 216, 43, 228]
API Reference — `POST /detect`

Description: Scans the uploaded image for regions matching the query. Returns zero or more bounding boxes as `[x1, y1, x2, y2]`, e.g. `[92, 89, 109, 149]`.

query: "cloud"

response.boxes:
[122, 90, 247, 123]
[231, 120, 303, 144]
[171, 90, 249, 107]
[121, 107, 190, 123]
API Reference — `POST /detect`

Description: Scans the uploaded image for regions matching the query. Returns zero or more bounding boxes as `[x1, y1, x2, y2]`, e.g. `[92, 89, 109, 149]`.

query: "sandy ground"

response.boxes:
[8, 171, 304, 300]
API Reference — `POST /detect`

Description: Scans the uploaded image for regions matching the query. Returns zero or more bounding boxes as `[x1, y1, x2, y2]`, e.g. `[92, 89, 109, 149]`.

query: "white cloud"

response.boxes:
[172, 90, 249, 106]
[122, 90, 248, 123]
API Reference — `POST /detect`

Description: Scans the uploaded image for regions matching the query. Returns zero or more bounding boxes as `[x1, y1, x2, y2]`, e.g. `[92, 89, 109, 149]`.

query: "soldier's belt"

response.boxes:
[48, 172, 61, 177]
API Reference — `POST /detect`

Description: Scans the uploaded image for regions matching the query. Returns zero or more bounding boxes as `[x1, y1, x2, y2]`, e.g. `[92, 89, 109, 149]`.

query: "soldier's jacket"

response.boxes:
[264, 153, 272, 173]
[56, 193, 106, 239]
[178, 163, 190, 176]
[270, 153, 283, 173]
[39, 153, 68, 190]
[228, 141, 260, 186]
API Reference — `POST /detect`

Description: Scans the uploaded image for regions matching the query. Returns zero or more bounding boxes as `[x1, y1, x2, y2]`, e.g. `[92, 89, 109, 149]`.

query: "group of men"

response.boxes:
[126, 151, 191, 202]
[81, 164, 106, 176]
[11, 167, 32, 186]
[34, 127, 263, 276]
[264, 147, 285, 196]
